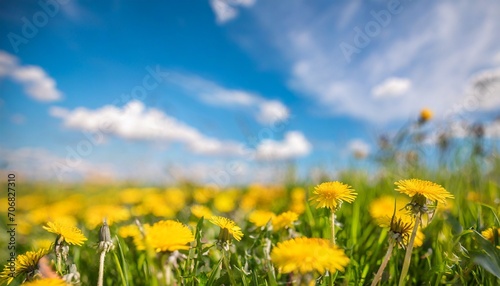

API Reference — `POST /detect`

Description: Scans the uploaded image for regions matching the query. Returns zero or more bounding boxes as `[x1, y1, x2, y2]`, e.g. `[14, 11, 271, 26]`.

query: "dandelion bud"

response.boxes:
[99, 219, 111, 244]
[98, 219, 114, 253]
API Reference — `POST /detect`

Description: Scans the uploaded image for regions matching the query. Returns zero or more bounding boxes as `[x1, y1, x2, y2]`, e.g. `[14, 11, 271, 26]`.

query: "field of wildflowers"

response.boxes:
[1, 112, 499, 286]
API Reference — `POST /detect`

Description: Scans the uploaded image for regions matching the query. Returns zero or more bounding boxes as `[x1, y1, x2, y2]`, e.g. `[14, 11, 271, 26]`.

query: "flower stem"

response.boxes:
[165, 262, 172, 286]
[160, 253, 173, 286]
[371, 241, 394, 286]
[398, 216, 420, 286]
[98, 250, 106, 286]
[331, 212, 336, 245]
[223, 250, 237, 286]
[56, 252, 62, 275]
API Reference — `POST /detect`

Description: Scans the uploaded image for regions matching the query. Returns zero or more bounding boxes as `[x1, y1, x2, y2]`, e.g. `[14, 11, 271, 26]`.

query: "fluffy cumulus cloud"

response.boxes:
[167, 72, 289, 124]
[50, 100, 311, 161]
[240, 0, 500, 123]
[50, 100, 245, 156]
[0, 50, 62, 101]
[210, 0, 256, 24]
[257, 100, 290, 124]
[255, 131, 312, 160]
[371, 77, 411, 99]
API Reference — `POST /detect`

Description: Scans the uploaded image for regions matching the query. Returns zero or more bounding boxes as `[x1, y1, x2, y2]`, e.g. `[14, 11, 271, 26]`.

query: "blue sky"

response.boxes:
[1, 0, 499, 185]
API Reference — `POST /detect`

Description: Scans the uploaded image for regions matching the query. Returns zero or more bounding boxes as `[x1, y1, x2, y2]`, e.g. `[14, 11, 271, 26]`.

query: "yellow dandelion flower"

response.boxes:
[310, 181, 357, 210]
[467, 191, 481, 202]
[122, 224, 149, 251]
[84, 204, 130, 229]
[118, 224, 141, 239]
[31, 239, 54, 250]
[290, 187, 306, 214]
[271, 237, 349, 274]
[395, 179, 453, 204]
[119, 188, 144, 205]
[21, 278, 67, 286]
[213, 190, 239, 213]
[43, 221, 87, 246]
[193, 187, 216, 204]
[419, 108, 433, 123]
[163, 188, 187, 212]
[16, 218, 34, 236]
[482, 227, 500, 244]
[0, 248, 49, 285]
[142, 220, 194, 252]
[249, 210, 276, 227]
[27, 205, 79, 226]
[133, 193, 175, 218]
[17, 194, 47, 211]
[273, 211, 299, 231]
[191, 205, 213, 219]
[241, 185, 284, 211]
[209, 216, 244, 241]
[369, 196, 409, 221]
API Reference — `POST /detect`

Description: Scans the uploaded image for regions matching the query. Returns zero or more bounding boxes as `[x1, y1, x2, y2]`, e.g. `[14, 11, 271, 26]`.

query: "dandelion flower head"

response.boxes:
[273, 211, 299, 231]
[482, 227, 500, 244]
[209, 216, 244, 241]
[0, 248, 49, 285]
[271, 237, 349, 274]
[21, 278, 67, 286]
[143, 220, 194, 252]
[190, 205, 213, 219]
[249, 210, 276, 227]
[43, 221, 87, 246]
[310, 181, 357, 211]
[395, 179, 453, 205]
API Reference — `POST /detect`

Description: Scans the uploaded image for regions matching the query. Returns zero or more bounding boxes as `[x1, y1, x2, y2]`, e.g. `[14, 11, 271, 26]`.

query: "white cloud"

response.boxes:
[50, 100, 245, 156]
[12, 66, 62, 101]
[372, 77, 411, 99]
[0, 147, 115, 181]
[210, 0, 256, 24]
[255, 131, 311, 160]
[167, 72, 290, 124]
[0, 50, 62, 101]
[257, 100, 290, 124]
[241, 0, 500, 123]
[50, 101, 311, 161]
[347, 139, 370, 158]
[0, 51, 17, 77]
